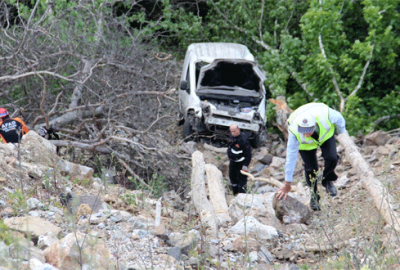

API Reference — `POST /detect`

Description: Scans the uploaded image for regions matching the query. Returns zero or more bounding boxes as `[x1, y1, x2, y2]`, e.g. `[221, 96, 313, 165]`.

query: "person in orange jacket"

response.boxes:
[0, 108, 29, 143]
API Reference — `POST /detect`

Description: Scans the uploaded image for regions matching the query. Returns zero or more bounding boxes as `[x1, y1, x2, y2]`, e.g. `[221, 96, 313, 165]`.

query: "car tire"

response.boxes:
[182, 115, 194, 140]
[251, 129, 267, 148]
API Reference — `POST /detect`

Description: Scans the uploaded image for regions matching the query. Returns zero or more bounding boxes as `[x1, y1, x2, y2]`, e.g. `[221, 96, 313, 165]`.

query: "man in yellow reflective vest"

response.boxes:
[276, 103, 347, 211]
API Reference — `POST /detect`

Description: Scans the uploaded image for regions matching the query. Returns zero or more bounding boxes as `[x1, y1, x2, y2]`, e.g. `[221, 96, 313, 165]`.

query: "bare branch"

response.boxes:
[290, 71, 313, 97]
[37, 75, 49, 128]
[372, 114, 400, 131]
[346, 45, 374, 100]
[0, 71, 78, 82]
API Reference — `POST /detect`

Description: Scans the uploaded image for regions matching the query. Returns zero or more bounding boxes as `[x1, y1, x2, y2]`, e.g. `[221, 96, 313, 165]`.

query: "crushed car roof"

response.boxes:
[186, 43, 255, 63]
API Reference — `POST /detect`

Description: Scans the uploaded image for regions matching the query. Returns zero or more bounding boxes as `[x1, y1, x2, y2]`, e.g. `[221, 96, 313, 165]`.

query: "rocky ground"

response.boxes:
[0, 128, 400, 270]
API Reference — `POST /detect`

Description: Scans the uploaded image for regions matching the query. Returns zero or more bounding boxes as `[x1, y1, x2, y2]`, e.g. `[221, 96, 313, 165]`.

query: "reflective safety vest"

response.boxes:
[288, 103, 335, 150]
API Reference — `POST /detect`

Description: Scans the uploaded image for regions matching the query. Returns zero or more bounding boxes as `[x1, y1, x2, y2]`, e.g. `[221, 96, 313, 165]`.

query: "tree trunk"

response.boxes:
[205, 164, 231, 226]
[269, 96, 292, 141]
[191, 151, 218, 237]
[337, 132, 400, 231]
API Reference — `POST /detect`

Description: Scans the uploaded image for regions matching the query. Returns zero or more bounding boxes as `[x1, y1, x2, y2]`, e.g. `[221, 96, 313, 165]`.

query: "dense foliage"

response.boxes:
[147, 0, 400, 135]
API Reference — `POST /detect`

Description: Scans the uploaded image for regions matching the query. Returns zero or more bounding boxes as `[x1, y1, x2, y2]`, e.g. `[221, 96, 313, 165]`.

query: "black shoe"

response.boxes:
[310, 197, 321, 211]
[324, 181, 337, 197]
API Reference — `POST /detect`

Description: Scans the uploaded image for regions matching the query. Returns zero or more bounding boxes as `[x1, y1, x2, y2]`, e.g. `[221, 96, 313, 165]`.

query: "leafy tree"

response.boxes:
[163, 0, 400, 134]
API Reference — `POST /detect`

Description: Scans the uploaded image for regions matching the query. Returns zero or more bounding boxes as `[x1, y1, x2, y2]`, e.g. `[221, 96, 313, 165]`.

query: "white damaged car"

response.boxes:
[178, 43, 267, 147]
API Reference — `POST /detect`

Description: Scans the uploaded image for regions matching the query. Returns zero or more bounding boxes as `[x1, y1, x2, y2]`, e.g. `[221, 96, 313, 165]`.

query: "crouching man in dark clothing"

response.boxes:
[227, 123, 252, 195]
[0, 108, 29, 143]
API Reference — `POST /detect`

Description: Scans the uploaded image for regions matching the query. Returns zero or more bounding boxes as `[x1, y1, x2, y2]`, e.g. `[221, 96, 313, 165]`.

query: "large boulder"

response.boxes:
[57, 159, 94, 183]
[272, 195, 312, 225]
[228, 216, 279, 242]
[20, 131, 58, 164]
[4, 216, 62, 243]
[44, 232, 116, 270]
[364, 130, 391, 146]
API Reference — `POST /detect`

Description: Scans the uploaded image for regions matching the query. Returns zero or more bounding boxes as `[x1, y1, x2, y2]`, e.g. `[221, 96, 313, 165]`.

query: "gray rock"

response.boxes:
[9, 241, 45, 262]
[0, 241, 10, 266]
[228, 216, 278, 241]
[168, 230, 200, 255]
[37, 232, 59, 250]
[272, 195, 312, 225]
[251, 163, 266, 174]
[29, 211, 40, 217]
[259, 246, 275, 264]
[167, 246, 181, 261]
[335, 174, 351, 190]
[277, 264, 301, 270]
[260, 155, 273, 165]
[181, 141, 197, 154]
[249, 251, 258, 262]
[270, 157, 286, 169]
[29, 258, 59, 270]
[27, 198, 43, 209]
[162, 190, 185, 211]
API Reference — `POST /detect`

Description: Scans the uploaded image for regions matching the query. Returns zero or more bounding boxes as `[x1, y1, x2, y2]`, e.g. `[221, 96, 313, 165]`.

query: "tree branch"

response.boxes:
[346, 45, 374, 100]
[319, 34, 344, 111]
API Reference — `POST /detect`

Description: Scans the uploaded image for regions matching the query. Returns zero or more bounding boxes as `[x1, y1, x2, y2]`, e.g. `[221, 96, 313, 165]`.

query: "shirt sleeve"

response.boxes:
[242, 140, 252, 167]
[328, 108, 346, 134]
[284, 132, 300, 183]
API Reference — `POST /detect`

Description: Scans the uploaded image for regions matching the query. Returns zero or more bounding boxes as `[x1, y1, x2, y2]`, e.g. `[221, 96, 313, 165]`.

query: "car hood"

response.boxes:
[197, 59, 266, 94]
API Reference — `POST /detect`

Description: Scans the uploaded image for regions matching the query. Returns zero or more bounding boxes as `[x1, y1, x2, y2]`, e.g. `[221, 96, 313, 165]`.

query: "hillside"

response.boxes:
[0, 125, 399, 270]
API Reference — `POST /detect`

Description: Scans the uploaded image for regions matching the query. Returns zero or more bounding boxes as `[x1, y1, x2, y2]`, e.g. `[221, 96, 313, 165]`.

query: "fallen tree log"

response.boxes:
[241, 171, 297, 192]
[205, 164, 231, 226]
[337, 132, 400, 231]
[191, 151, 218, 237]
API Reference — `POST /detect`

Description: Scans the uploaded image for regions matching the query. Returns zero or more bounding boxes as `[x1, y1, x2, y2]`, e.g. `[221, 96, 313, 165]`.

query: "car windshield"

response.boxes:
[198, 61, 262, 92]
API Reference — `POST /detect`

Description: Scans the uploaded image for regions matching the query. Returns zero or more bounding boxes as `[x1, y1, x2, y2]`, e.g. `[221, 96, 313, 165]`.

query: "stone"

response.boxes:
[276, 263, 301, 270]
[260, 155, 273, 165]
[232, 235, 258, 253]
[335, 174, 351, 190]
[1, 207, 15, 217]
[167, 246, 181, 260]
[20, 131, 58, 162]
[364, 130, 391, 146]
[37, 232, 59, 250]
[272, 195, 312, 225]
[180, 141, 197, 154]
[253, 147, 269, 160]
[0, 241, 10, 267]
[26, 198, 43, 209]
[62, 193, 106, 215]
[228, 194, 280, 229]
[269, 157, 286, 169]
[29, 258, 59, 270]
[57, 159, 94, 184]
[153, 224, 169, 241]
[162, 190, 185, 211]
[228, 216, 279, 241]
[44, 232, 116, 270]
[9, 241, 45, 262]
[259, 246, 275, 264]
[372, 146, 390, 159]
[4, 216, 61, 243]
[168, 230, 200, 255]
[130, 215, 153, 229]
[249, 251, 258, 262]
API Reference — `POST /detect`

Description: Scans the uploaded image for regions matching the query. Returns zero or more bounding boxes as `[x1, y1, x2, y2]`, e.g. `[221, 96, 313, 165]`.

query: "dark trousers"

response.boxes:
[229, 161, 247, 195]
[299, 135, 339, 194]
